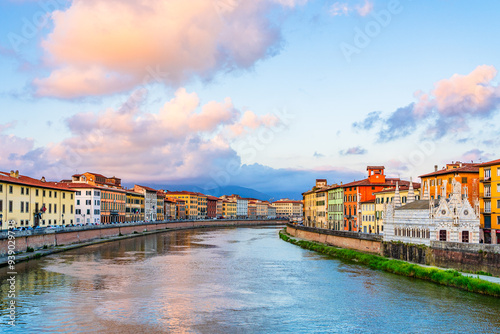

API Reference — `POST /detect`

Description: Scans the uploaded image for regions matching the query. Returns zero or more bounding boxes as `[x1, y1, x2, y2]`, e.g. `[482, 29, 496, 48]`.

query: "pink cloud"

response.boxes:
[33, 0, 306, 99]
[3, 89, 283, 183]
[358, 65, 500, 141]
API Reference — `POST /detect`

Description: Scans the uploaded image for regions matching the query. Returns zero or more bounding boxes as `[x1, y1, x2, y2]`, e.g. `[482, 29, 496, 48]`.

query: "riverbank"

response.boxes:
[279, 228, 500, 298]
[0, 220, 285, 267]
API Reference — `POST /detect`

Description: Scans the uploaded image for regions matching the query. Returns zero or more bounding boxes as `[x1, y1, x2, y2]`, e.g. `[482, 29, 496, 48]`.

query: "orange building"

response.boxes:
[342, 166, 406, 232]
[419, 162, 479, 207]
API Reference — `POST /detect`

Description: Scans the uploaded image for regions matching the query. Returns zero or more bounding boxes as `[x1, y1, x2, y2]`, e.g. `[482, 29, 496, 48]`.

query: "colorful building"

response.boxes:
[477, 159, 500, 244]
[206, 196, 219, 218]
[359, 200, 376, 234]
[196, 193, 207, 219]
[419, 162, 479, 207]
[133, 185, 158, 222]
[0, 170, 75, 229]
[374, 181, 420, 234]
[327, 185, 343, 230]
[302, 179, 329, 228]
[222, 200, 236, 218]
[156, 190, 165, 221]
[166, 191, 199, 219]
[272, 199, 303, 221]
[65, 183, 102, 225]
[126, 190, 144, 222]
[341, 167, 400, 232]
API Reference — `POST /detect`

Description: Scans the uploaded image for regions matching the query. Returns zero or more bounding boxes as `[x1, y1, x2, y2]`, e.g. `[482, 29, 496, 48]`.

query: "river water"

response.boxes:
[1, 226, 499, 333]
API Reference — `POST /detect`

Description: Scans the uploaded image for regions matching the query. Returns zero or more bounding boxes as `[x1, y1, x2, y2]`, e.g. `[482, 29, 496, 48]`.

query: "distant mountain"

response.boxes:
[123, 183, 273, 201]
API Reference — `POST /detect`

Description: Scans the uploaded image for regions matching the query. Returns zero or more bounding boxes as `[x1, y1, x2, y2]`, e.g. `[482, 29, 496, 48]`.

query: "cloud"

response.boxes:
[1, 89, 284, 185]
[340, 146, 367, 155]
[352, 110, 382, 130]
[330, 0, 373, 17]
[460, 149, 493, 163]
[313, 151, 325, 158]
[33, 0, 306, 98]
[355, 65, 500, 141]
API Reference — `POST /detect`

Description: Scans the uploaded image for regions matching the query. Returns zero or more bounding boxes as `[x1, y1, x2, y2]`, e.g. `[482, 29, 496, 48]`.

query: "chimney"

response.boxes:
[15, 170, 19, 178]
[41, 176, 46, 182]
[434, 165, 438, 172]
[9, 170, 15, 177]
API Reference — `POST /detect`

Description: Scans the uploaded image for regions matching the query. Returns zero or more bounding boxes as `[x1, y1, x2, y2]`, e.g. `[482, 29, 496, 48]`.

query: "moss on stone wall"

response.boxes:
[280, 229, 500, 298]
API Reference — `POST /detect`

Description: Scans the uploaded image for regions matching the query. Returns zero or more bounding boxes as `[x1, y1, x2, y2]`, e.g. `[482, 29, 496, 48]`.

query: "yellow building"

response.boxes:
[0, 170, 75, 229]
[360, 200, 376, 234]
[197, 193, 207, 219]
[126, 191, 144, 222]
[478, 159, 500, 244]
[222, 200, 236, 218]
[156, 191, 165, 221]
[374, 185, 421, 235]
[167, 191, 199, 219]
[302, 179, 329, 228]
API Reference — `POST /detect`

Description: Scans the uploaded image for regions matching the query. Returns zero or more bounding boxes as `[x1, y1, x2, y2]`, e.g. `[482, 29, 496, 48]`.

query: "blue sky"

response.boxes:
[1, 0, 500, 199]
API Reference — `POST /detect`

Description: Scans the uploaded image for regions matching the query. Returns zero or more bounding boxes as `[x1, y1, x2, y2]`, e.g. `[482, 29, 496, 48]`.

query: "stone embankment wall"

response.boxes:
[0, 220, 285, 257]
[285, 224, 382, 254]
[286, 224, 500, 276]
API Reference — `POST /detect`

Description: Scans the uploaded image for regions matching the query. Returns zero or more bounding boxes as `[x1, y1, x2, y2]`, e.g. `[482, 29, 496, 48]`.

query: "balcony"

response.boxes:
[480, 177, 491, 183]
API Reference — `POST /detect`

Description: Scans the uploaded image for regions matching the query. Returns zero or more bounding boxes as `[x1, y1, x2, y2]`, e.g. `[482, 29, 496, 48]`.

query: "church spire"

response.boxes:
[407, 177, 415, 203]
[393, 181, 402, 208]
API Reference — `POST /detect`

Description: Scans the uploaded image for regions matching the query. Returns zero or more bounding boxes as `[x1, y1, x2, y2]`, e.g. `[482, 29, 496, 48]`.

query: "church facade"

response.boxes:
[384, 179, 480, 245]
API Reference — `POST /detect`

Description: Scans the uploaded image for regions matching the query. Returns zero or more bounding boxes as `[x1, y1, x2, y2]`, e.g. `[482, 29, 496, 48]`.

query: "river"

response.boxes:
[1, 226, 499, 333]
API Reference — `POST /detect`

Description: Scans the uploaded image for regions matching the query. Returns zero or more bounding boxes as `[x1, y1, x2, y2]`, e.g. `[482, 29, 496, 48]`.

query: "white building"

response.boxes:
[384, 180, 480, 245]
[67, 184, 101, 225]
[272, 200, 304, 220]
[134, 185, 157, 221]
[237, 198, 248, 218]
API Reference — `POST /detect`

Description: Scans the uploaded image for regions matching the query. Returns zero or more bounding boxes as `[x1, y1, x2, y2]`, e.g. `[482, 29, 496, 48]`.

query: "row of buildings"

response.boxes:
[0, 171, 303, 230]
[302, 159, 500, 245]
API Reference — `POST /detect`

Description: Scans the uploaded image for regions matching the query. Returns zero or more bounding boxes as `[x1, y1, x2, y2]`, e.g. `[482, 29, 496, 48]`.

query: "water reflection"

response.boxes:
[0, 226, 499, 333]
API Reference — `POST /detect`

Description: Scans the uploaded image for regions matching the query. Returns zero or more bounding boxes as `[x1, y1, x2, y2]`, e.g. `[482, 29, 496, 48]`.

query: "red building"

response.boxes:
[206, 196, 219, 218]
[342, 166, 410, 232]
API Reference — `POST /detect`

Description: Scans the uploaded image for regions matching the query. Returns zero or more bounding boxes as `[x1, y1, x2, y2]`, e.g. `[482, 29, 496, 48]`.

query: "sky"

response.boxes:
[1, 0, 500, 200]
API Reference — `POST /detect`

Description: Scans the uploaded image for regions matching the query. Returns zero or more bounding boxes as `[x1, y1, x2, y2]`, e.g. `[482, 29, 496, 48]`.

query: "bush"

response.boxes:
[43, 245, 48, 249]
[26, 247, 34, 252]
[279, 229, 500, 298]
[33, 253, 42, 259]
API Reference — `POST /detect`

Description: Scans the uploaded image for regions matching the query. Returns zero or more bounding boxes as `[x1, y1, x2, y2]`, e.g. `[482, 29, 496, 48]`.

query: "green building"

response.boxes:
[327, 185, 344, 230]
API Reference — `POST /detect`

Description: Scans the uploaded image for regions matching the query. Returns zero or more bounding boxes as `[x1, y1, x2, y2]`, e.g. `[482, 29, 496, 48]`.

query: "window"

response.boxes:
[484, 169, 491, 179]
[497, 168, 500, 177]
[71, 194, 73, 200]
[439, 230, 447, 241]
[26, 188, 29, 195]
[462, 231, 469, 243]
[9, 186, 13, 194]
[63, 193, 65, 199]
[87, 209, 90, 215]
[54, 204, 57, 214]
[63, 205, 66, 214]
[9, 201, 13, 213]
[461, 177, 467, 184]
[49, 204, 52, 214]
[26, 202, 29, 212]
[77, 200, 80, 205]
[21, 202, 24, 213]
[86, 191, 91, 196]
[36, 189, 39, 196]
[485, 201, 491, 213]
[0, 200, 2, 212]
[76, 209, 81, 215]
[21, 187, 24, 195]
[0, 184, 2, 192]
[86, 200, 91, 205]
[497, 200, 500, 209]
[43, 190, 46, 197]
[71, 205, 73, 214]
[49, 191, 52, 198]
[484, 186, 491, 197]
[54, 192, 57, 198]
[76, 191, 81, 196]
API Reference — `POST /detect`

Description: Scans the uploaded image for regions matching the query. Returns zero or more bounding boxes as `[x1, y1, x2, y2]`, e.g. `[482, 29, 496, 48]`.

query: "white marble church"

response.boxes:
[384, 179, 480, 245]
